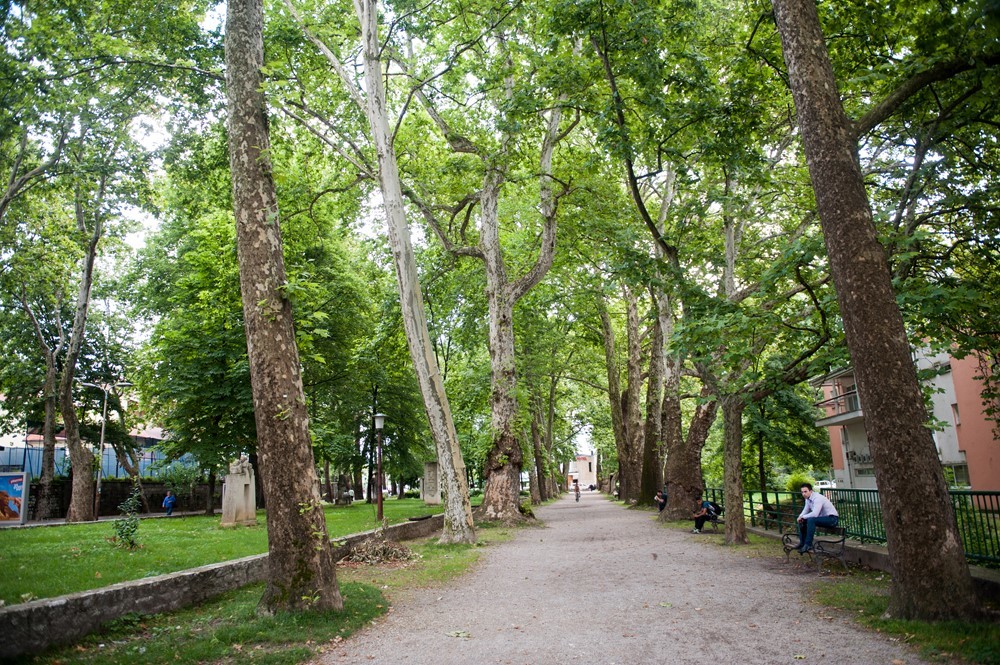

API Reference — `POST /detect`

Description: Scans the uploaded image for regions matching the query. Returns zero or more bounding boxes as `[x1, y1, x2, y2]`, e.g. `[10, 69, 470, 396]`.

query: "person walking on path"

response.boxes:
[162, 490, 176, 516]
[795, 482, 839, 553]
[316, 490, 926, 665]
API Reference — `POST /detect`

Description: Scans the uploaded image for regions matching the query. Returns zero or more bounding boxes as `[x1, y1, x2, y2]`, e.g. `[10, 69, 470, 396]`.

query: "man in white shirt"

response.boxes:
[796, 483, 839, 553]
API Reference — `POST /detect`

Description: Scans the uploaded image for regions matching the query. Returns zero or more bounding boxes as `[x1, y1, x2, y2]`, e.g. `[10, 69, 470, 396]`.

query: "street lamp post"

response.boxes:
[79, 381, 132, 520]
[374, 413, 385, 522]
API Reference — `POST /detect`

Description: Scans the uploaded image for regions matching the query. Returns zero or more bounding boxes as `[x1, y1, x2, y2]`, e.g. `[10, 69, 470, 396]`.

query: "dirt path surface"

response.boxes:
[315, 491, 924, 665]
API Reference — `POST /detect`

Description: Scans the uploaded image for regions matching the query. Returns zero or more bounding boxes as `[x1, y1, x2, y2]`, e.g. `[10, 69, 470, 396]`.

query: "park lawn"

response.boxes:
[15, 525, 514, 665]
[0, 498, 443, 606]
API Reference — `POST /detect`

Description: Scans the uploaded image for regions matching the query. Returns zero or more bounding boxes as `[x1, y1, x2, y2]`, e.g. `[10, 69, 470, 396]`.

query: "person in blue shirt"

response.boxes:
[162, 490, 177, 516]
[691, 500, 714, 533]
[796, 483, 839, 552]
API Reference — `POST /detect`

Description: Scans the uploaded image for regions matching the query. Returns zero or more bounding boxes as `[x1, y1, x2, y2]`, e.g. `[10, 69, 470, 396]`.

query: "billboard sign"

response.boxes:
[0, 472, 28, 524]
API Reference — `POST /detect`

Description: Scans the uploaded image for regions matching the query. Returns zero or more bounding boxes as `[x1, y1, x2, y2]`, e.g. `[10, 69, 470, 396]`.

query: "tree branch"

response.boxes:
[853, 53, 1000, 138]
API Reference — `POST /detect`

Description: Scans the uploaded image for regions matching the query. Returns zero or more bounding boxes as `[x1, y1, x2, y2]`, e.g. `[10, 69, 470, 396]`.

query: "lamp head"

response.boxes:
[374, 413, 386, 431]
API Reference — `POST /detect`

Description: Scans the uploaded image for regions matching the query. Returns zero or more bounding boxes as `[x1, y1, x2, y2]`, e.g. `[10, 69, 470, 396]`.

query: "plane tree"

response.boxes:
[769, 0, 997, 618]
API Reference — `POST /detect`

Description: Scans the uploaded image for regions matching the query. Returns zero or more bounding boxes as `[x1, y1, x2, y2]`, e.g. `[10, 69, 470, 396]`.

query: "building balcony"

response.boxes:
[815, 390, 865, 427]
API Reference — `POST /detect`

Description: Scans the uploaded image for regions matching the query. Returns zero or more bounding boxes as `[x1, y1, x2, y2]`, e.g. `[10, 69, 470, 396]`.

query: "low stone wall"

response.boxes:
[0, 514, 444, 659]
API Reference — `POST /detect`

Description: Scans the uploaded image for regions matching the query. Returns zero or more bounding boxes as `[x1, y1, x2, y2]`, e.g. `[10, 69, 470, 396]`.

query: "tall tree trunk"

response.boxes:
[61, 180, 105, 523]
[37, 354, 59, 519]
[206, 469, 216, 515]
[663, 386, 717, 520]
[640, 308, 664, 503]
[721, 395, 749, 545]
[530, 403, 547, 502]
[479, 176, 524, 520]
[477, 91, 566, 521]
[619, 287, 644, 503]
[351, 0, 475, 543]
[597, 297, 627, 498]
[324, 460, 333, 502]
[225, 0, 341, 613]
[772, 0, 976, 620]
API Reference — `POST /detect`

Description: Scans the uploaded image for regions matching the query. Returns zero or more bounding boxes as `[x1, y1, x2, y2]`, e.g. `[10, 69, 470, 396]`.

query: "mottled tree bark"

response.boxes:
[597, 297, 628, 498]
[479, 170, 525, 521]
[225, 0, 342, 612]
[662, 387, 717, 520]
[772, 0, 976, 619]
[720, 395, 749, 545]
[352, 0, 476, 542]
[37, 352, 59, 519]
[619, 288, 645, 503]
[530, 404, 548, 503]
[639, 309, 664, 503]
[61, 183, 104, 523]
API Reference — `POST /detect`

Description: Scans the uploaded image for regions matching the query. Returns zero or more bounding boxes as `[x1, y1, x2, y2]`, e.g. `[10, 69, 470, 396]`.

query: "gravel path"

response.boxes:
[314, 491, 924, 665]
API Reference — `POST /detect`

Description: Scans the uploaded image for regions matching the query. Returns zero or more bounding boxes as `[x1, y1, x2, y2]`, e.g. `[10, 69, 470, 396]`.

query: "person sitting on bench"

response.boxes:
[691, 499, 717, 533]
[796, 483, 839, 553]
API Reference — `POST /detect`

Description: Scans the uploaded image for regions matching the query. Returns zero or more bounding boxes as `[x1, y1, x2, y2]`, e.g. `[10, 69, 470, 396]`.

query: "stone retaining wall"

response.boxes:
[0, 514, 444, 659]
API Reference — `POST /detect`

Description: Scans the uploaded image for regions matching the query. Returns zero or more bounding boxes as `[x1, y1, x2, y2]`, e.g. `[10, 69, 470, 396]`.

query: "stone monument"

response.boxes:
[421, 461, 441, 505]
[221, 455, 257, 526]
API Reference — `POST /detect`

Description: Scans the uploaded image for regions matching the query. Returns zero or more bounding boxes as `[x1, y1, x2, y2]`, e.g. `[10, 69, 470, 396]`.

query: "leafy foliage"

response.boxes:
[111, 481, 143, 550]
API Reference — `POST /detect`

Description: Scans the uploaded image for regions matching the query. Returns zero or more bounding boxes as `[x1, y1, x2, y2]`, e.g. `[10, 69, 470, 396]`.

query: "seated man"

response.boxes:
[796, 482, 839, 553]
[691, 499, 713, 533]
[654, 490, 667, 512]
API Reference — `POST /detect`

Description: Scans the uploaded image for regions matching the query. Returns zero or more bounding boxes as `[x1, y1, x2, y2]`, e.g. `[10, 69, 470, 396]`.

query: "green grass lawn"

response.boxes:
[0, 499, 444, 606]
[10, 524, 515, 665]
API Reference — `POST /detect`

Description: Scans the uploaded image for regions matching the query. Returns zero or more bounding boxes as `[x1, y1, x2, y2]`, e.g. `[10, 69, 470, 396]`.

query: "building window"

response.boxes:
[942, 464, 970, 488]
[951, 403, 960, 426]
[588, 462, 592, 472]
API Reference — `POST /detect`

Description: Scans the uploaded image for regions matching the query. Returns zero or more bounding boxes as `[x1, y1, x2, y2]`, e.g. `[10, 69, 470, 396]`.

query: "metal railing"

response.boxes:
[815, 390, 861, 416]
[704, 487, 1000, 567]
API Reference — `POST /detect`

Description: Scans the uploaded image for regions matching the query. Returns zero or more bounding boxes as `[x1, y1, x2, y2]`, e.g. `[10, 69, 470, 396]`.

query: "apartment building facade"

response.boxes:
[814, 350, 999, 491]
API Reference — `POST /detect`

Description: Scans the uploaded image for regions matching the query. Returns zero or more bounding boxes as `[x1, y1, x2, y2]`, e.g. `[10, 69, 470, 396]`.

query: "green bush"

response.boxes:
[785, 471, 817, 493]
[112, 481, 143, 550]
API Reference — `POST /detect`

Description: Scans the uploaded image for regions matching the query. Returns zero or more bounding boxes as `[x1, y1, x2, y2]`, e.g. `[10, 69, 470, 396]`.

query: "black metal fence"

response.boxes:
[704, 487, 1000, 567]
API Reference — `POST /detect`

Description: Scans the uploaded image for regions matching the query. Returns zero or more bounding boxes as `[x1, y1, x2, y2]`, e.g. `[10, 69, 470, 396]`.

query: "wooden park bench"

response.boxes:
[782, 525, 849, 574]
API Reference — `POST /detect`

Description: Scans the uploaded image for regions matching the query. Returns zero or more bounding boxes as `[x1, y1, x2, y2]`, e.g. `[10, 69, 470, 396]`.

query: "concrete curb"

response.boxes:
[0, 514, 445, 659]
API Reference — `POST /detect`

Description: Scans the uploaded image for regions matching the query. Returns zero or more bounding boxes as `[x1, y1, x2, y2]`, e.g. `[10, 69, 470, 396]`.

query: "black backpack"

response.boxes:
[707, 501, 723, 517]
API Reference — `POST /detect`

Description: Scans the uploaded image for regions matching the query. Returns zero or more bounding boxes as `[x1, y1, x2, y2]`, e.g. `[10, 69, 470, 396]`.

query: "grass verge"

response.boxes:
[811, 570, 1000, 665]
[13, 524, 516, 665]
[658, 517, 1000, 664]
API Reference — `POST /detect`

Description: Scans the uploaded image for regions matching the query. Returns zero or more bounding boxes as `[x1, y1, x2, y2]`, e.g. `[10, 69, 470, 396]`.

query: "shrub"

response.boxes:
[785, 471, 817, 493]
[112, 481, 143, 550]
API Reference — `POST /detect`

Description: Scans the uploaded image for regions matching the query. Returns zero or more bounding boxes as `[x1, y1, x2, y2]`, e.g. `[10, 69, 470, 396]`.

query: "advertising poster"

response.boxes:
[0, 472, 28, 524]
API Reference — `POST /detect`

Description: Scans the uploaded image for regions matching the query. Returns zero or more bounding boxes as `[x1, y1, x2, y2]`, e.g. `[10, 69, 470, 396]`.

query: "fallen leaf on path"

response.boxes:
[793, 656, 806, 660]
[447, 631, 472, 639]
[659, 602, 672, 608]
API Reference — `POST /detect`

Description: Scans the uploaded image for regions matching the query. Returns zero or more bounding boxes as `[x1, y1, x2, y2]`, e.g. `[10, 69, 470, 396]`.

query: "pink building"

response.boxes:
[814, 350, 999, 491]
